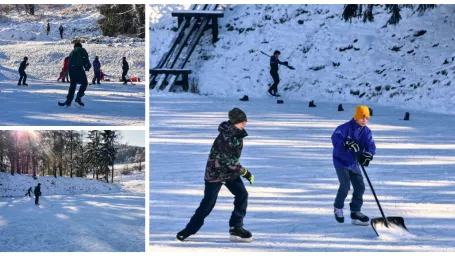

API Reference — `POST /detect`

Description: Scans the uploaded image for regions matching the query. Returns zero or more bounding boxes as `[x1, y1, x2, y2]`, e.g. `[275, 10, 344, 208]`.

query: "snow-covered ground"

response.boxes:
[0, 172, 145, 252]
[149, 94, 455, 252]
[150, 4, 455, 115]
[0, 80, 145, 126]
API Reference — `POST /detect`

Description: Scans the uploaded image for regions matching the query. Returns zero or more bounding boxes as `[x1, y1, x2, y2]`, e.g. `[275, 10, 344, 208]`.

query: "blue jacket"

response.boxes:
[331, 118, 376, 172]
[93, 58, 101, 72]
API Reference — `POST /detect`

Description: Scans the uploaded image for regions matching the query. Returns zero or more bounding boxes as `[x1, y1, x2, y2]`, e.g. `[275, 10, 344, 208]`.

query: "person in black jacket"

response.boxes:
[46, 22, 50, 36]
[58, 42, 91, 107]
[34, 183, 41, 205]
[18, 56, 29, 86]
[59, 24, 64, 39]
[177, 108, 255, 243]
[122, 57, 129, 84]
[268, 50, 288, 96]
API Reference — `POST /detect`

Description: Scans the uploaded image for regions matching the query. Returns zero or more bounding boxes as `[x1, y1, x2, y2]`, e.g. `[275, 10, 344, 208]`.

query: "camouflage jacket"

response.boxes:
[205, 121, 248, 182]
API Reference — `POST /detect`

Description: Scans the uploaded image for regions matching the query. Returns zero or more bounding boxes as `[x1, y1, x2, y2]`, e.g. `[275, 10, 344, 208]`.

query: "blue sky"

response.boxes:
[119, 130, 145, 147]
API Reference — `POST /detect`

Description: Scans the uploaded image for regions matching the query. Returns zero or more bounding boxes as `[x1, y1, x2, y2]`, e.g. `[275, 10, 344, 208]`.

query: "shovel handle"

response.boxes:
[352, 152, 389, 227]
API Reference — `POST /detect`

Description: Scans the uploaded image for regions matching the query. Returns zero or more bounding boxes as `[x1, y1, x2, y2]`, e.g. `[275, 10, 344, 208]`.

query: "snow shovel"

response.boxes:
[260, 51, 295, 70]
[354, 153, 410, 236]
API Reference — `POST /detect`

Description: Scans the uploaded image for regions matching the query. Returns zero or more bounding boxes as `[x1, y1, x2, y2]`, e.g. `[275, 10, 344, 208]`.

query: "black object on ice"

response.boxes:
[239, 95, 249, 101]
[404, 112, 410, 120]
[369, 108, 373, 116]
[309, 100, 316, 108]
[277, 100, 284, 104]
[338, 104, 344, 111]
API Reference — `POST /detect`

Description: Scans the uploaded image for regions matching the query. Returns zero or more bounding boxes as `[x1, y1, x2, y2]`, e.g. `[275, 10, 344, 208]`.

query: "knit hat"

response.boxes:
[354, 105, 370, 120]
[74, 42, 82, 48]
[229, 108, 247, 125]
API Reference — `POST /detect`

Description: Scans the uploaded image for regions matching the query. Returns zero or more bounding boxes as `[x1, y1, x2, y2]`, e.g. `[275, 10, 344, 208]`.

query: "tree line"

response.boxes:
[0, 130, 134, 183]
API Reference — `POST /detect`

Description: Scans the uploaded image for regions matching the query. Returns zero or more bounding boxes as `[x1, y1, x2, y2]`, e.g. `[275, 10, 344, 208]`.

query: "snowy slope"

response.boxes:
[150, 4, 455, 115]
[0, 80, 145, 126]
[149, 94, 455, 252]
[0, 172, 121, 197]
[0, 5, 101, 41]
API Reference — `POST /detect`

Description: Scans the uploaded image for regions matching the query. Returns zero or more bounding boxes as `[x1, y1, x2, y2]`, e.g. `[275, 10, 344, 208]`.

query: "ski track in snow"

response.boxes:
[149, 94, 455, 252]
[0, 80, 145, 126]
[0, 173, 145, 252]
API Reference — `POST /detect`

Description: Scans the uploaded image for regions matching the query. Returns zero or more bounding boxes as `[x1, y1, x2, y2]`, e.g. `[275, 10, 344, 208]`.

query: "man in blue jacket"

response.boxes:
[331, 105, 376, 225]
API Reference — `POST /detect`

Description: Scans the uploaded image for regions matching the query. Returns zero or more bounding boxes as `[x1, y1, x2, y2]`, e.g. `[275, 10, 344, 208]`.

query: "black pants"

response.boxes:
[270, 71, 280, 94]
[60, 32, 63, 39]
[92, 70, 101, 84]
[35, 195, 40, 205]
[122, 70, 128, 83]
[334, 168, 365, 212]
[25, 191, 31, 197]
[184, 177, 248, 235]
[67, 68, 88, 102]
[18, 70, 27, 84]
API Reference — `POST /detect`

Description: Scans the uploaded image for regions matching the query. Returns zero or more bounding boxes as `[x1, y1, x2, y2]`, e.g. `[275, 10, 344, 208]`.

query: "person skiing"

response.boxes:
[18, 56, 29, 86]
[46, 22, 50, 36]
[34, 183, 41, 205]
[331, 105, 376, 226]
[268, 50, 288, 97]
[58, 24, 64, 39]
[92, 56, 101, 85]
[177, 108, 254, 243]
[25, 187, 33, 197]
[58, 42, 91, 107]
[121, 57, 129, 84]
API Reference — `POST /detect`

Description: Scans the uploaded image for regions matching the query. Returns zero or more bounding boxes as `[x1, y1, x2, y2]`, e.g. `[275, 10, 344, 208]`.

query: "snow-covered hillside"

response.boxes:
[150, 4, 455, 115]
[0, 172, 120, 197]
[0, 4, 145, 81]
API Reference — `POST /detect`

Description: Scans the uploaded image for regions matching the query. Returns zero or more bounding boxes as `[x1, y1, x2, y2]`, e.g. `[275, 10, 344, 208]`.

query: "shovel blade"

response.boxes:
[371, 216, 408, 236]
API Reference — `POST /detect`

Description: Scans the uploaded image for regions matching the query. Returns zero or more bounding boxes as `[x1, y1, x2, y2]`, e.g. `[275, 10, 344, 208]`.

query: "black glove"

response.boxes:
[343, 140, 360, 152]
[283, 61, 289, 65]
[84, 62, 92, 72]
[359, 152, 373, 166]
[241, 168, 254, 184]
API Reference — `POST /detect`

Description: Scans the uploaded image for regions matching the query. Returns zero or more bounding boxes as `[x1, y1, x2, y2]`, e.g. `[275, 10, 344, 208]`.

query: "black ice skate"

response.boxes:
[229, 227, 252, 243]
[334, 208, 344, 223]
[351, 211, 370, 226]
[176, 229, 191, 241]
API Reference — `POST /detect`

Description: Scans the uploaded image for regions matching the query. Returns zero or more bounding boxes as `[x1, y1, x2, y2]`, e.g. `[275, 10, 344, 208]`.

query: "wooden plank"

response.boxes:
[171, 10, 224, 18]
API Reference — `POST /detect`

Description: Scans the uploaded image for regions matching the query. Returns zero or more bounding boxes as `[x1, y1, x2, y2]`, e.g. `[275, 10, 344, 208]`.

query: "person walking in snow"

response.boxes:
[46, 22, 50, 36]
[18, 56, 29, 86]
[177, 108, 254, 243]
[121, 57, 129, 84]
[331, 105, 376, 226]
[25, 187, 33, 197]
[268, 50, 288, 97]
[63, 56, 69, 82]
[58, 42, 91, 107]
[92, 56, 101, 85]
[34, 183, 41, 205]
[59, 24, 64, 39]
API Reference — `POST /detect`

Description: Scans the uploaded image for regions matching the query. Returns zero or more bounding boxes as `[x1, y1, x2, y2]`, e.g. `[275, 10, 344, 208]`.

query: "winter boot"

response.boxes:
[229, 227, 252, 243]
[309, 100, 316, 107]
[351, 211, 369, 226]
[75, 97, 85, 107]
[267, 88, 275, 97]
[176, 229, 191, 241]
[334, 208, 344, 223]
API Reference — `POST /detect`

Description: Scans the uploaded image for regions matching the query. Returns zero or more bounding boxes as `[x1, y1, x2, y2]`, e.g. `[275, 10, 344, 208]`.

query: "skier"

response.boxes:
[34, 183, 41, 205]
[331, 105, 376, 226]
[46, 22, 50, 36]
[268, 50, 288, 97]
[58, 42, 91, 107]
[121, 57, 129, 84]
[92, 56, 101, 85]
[177, 108, 255, 243]
[25, 187, 33, 197]
[58, 24, 64, 39]
[18, 56, 29, 86]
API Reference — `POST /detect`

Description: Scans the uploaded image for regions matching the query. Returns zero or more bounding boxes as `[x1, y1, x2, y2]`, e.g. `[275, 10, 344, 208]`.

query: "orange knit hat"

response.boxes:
[354, 105, 370, 120]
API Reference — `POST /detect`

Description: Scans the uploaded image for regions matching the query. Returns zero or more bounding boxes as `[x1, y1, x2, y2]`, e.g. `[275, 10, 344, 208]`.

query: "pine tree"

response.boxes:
[342, 4, 436, 26]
